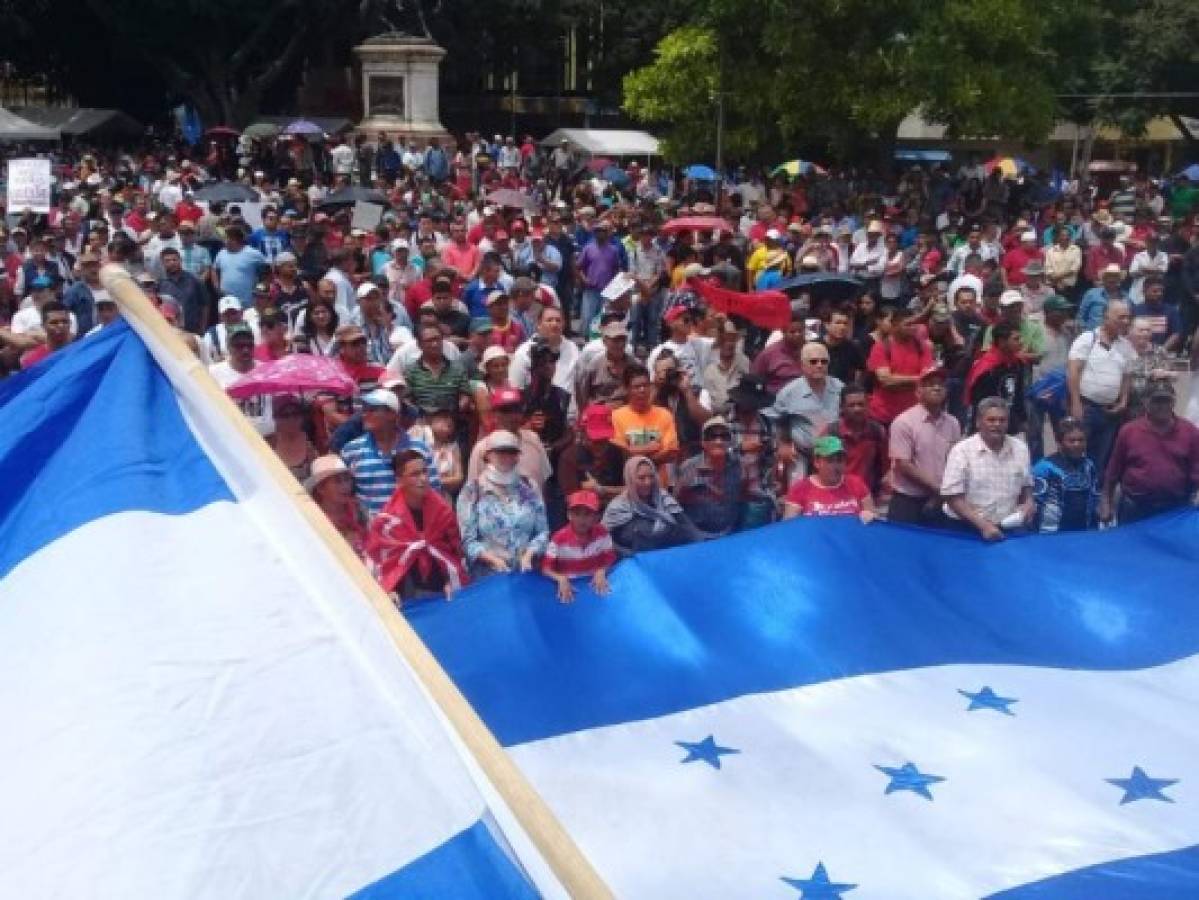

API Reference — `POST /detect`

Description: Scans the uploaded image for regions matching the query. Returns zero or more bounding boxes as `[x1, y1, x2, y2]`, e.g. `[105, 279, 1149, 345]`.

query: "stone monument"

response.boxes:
[352, 32, 452, 144]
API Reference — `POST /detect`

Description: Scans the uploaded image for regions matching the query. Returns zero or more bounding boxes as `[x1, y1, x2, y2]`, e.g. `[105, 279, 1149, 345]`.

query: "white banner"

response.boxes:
[6, 158, 52, 214]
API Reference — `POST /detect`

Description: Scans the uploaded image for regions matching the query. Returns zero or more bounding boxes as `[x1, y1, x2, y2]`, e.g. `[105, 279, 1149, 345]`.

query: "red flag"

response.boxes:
[687, 278, 791, 331]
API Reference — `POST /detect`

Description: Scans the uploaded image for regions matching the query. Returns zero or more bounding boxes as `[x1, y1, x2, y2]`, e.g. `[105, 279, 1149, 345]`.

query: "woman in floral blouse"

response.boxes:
[456, 429, 549, 579]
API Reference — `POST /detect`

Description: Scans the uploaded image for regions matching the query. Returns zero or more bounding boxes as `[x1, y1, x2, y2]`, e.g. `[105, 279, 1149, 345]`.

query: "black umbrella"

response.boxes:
[193, 181, 261, 203]
[316, 186, 389, 209]
[774, 273, 865, 304]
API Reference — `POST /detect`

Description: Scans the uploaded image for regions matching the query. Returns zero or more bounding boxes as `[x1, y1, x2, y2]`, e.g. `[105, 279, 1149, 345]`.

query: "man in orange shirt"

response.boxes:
[440, 220, 482, 282]
[611, 363, 679, 472]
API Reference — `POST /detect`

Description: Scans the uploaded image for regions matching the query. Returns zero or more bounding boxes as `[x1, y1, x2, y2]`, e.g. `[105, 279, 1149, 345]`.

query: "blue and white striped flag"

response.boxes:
[412, 510, 1199, 897]
[0, 317, 566, 898]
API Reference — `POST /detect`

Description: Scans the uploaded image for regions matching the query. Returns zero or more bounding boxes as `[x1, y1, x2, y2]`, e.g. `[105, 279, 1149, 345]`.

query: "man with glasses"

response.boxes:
[334, 323, 386, 393]
[677, 416, 747, 537]
[340, 389, 441, 519]
[208, 323, 274, 435]
[770, 342, 844, 480]
[404, 324, 471, 413]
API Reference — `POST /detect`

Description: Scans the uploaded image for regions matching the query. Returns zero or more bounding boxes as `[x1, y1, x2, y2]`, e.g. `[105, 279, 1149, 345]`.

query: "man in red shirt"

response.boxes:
[867, 307, 934, 425]
[441, 220, 482, 281]
[782, 435, 877, 522]
[1085, 227, 1127, 284]
[825, 384, 887, 496]
[174, 192, 204, 225]
[1002, 231, 1043, 287]
[1100, 381, 1199, 524]
[750, 313, 806, 394]
[334, 324, 386, 392]
[19, 301, 72, 369]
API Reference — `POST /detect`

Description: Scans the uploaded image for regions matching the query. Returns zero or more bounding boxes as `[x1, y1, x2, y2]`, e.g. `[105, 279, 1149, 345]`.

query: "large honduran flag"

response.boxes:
[411, 502, 1199, 896]
[0, 318, 568, 898]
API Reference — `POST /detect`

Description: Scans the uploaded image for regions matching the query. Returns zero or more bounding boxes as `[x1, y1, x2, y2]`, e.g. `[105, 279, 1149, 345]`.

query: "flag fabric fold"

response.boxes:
[0, 321, 561, 899]
[411, 512, 1199, 898]
[687, 276, 792, 331]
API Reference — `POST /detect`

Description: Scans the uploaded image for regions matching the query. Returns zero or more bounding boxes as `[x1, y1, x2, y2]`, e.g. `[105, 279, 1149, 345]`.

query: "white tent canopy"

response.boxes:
[540, 128, 660, 157]
[0, 108, 59, 142]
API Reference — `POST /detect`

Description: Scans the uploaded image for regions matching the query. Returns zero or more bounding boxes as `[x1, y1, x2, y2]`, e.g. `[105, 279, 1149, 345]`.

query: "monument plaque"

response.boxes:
[369, 75, 406, 118]
[352, 32, 451, 144]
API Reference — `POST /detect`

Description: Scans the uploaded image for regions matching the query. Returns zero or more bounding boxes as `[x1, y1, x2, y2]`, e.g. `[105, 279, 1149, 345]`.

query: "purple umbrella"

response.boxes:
[283, 119, 324, 137]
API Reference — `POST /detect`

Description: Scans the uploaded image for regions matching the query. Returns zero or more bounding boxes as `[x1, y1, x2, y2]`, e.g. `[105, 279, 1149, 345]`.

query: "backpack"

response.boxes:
[1027, 368, 1067, 417]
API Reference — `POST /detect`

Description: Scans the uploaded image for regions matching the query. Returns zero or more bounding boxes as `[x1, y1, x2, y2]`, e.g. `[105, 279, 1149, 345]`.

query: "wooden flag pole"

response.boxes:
[101, 266, 612, 899]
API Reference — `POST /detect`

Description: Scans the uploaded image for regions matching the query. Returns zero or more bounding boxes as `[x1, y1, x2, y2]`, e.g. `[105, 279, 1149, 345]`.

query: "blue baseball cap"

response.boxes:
[31, 275, 53, 290]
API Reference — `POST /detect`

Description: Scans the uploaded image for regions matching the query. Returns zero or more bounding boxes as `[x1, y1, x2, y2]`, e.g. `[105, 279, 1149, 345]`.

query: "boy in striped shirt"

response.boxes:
[542, 490, 615, 603]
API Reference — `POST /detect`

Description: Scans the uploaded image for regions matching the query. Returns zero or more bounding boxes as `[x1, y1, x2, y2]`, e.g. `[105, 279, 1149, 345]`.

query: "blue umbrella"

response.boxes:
[1177, 164, 1199, 181]
[684, 164, 718, 182]
[601, 165, 629, 187]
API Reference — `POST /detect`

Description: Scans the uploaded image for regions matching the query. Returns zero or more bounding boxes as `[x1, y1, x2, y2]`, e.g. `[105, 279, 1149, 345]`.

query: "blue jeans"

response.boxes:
[1082, 399, 1122, 478]
[629, 289, 666, 349]
[1025, 402, 1062, 463]
[579, 289, 603, 337]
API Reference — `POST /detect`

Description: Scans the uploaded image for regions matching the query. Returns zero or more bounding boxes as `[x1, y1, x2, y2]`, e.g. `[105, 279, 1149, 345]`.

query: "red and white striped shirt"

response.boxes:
[542, 524, 617, 578]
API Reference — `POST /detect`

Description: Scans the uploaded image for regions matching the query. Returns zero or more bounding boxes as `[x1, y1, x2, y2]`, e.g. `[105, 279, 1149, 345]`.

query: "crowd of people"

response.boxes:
[4, 131, 1199, 604]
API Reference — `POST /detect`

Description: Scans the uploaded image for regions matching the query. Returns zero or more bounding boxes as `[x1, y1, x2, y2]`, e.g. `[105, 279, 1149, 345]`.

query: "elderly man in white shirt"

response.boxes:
[1067, 299, 1135, 476]
[848, 221, 888, 283]
[1128, 232, 1170, 303]
[941, 396, 1035, 541]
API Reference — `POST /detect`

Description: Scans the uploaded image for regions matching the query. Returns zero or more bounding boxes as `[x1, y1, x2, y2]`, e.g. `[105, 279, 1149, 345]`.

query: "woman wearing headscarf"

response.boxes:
[601, 455, 705, 555]
[456, 429, 549, 578]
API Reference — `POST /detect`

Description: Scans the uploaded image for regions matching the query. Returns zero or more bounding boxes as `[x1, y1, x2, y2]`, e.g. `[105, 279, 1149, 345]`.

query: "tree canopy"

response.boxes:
[624, 0, 1069, 165]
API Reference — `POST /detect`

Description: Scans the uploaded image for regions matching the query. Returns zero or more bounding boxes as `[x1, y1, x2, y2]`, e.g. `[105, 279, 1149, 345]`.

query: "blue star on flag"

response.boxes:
[1106, 766, 1179, 804]
[781, 862, 857, 898]
[959, 686, 1018, 715]
[875, 761, 946, 800]
[675, 735, 739, 770]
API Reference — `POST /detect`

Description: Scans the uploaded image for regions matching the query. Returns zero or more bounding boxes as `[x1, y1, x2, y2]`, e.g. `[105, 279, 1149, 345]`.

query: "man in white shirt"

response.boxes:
[1067, 299, 1134, 476]
[509, 306, 579, 390]
[1128, 231, 1170, 303]
[207, 323, 274, 435]
[322, 249, 357, 318]
[330, 140, 355, 179]
[848, 221, 888, 284]
[144, 213, 183, 279]
[941, 396, 1034, 541]
[648, 305, 714, 380]
[157, 170, 184, 211]
[946, 224, 999, 275]
[11, 277, 78, 336]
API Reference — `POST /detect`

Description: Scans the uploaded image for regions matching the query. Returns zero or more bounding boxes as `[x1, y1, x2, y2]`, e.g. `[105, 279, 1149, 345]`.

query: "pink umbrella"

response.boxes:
[225, 354, 356, 399]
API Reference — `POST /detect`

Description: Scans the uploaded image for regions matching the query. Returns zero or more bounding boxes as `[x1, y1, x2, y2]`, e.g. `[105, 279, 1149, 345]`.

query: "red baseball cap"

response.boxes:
[566, 490, 601, 512]
[580, 404, 614, 440]
[664, 305, 690, 324]
[491, 386, 523, 409]
[530, 228, 546, 239]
